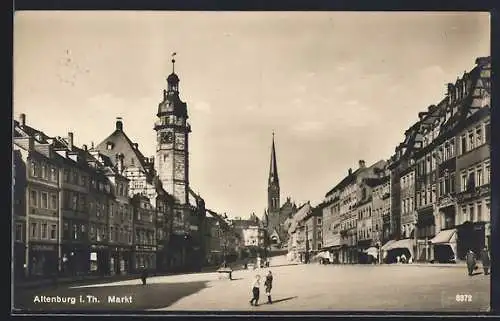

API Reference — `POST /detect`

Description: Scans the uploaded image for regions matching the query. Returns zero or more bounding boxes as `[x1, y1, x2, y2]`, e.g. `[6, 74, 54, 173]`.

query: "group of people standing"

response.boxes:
[250, 270, 273, 306]
[466, 247, 490, 276]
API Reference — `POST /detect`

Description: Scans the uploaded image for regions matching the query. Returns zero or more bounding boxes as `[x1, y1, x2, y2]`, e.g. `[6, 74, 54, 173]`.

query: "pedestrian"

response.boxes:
[140, 265, 148, 285]
[465, 249, 476, 276]
[249, 274, 261, 306]
[396, 255, 401, 264]
[480, 247, 490, 275]
[401, 254, 407, 264]
[264, 271, 273, 304]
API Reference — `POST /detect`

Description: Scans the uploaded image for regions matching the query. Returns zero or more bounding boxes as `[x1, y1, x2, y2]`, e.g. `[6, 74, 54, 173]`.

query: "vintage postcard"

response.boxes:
[12, 11, 491, 314]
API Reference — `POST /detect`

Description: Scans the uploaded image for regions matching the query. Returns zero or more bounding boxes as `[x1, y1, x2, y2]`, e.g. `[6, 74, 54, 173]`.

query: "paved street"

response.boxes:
[13, 258, 490, 312]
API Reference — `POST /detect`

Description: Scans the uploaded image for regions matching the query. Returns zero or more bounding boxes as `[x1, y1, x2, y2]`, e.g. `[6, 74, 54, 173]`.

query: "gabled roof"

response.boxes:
[94, 121, 149, 172]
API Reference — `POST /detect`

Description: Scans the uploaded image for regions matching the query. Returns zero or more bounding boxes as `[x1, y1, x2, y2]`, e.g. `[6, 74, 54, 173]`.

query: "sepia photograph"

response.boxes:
[12, 11, 491, 313]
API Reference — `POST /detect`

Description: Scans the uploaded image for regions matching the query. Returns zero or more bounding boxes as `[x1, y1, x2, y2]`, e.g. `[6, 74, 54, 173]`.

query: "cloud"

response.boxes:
[193, 101, 212, 113]
[345, 99, 359, 106]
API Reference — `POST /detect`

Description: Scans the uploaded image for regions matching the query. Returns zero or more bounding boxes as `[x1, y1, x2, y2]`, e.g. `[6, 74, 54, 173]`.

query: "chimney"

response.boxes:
[83, 144, 88, 151]
[359, 160, 366, 169]
[68, 132, 74, 150]
[133, 143, 138, 150]
[19, 113, 26, 126]
[116, 118, 123, 131]
[348, 168, 352, 175]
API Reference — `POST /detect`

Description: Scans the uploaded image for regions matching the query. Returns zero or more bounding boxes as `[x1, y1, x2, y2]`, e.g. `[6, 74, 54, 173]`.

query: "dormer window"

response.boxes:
[106, 142, 114, 150]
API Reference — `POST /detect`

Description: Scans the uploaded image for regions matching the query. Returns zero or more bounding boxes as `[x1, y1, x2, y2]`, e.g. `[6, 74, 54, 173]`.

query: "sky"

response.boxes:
[13, 11, 490, 219]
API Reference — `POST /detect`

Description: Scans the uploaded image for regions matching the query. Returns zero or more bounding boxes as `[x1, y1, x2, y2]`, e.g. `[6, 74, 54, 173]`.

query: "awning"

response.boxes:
[381, 240, 396, 251]
[313, 251, 330, 259]
[384, 238, 415, 258]
[364, 247, 379, 258]
[430, 229, 457, 244]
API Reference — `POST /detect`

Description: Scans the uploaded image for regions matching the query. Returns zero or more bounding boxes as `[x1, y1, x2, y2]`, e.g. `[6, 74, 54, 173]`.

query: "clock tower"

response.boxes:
[154, 54, 191, 230]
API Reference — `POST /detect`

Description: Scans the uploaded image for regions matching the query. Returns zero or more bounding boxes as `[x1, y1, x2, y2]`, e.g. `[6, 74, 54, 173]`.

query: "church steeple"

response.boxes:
[269, 132, 279, 186]
[267, 132, 280, 213]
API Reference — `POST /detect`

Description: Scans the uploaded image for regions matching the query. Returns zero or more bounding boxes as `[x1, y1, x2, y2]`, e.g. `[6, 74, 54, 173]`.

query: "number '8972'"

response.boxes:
[456, 294, 472, 302]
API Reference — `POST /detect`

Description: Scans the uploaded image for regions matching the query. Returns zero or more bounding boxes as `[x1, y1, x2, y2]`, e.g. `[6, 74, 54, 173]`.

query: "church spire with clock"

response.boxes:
[154, 53, 191, 207]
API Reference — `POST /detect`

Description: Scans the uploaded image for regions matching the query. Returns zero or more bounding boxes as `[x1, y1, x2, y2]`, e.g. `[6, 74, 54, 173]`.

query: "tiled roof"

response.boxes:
[95, 128, 149, 172]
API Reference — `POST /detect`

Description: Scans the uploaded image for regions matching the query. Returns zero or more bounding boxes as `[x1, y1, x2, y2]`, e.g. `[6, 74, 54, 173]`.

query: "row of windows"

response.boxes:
[416, 185, 437, 208]
[401, 172, 415, 190]
[62, 168, 111, 193]
[30, 161, 58, 182]
[438, 172, 456, 197]
[401, 223, 414, 239]
[21, 222, 58, 240]
[402, 197, 414, 214]
[460, 160, 490, 192]
[459, 199, 490, 225]
[357, 206, 372, 220]
[435, 138, 456, 163]
[109, 226, 133, 244]
[135, 230, 156, 245]
[372, 183, 390, 199]
[459, 121, 490, 155]
[30, 190, 58, 210]
[358, 229, 372, 240]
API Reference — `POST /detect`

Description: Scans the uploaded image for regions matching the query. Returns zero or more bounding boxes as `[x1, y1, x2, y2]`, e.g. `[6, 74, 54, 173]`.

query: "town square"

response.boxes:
[12, 11, 492, 313]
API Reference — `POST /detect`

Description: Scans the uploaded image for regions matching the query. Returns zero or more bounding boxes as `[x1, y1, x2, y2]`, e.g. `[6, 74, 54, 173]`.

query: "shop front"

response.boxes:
[90, 244, 110, 276]
[62, 242, 90, 276]
[357, 239, 373, 264]
[133, 245, 157, 272]
[456, 221, 486, 259]
[29, 242, 58, 277]
[382, 238, 415, 263]
[109, 246, 132, 276]
[430, 228, 457, 263]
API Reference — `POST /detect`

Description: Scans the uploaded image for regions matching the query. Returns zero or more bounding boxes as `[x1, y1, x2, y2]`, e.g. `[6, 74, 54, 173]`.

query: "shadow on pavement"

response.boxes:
[230, 278, 244, 281]
[269, 296, 298, 304]
[470, 272, 483, 276]
[269, 263, 299, 268]
[13, 280, 209, 312]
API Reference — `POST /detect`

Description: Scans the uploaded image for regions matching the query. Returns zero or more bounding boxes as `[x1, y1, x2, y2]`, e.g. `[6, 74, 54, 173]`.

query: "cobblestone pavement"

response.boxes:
[13, 262, 490, 312]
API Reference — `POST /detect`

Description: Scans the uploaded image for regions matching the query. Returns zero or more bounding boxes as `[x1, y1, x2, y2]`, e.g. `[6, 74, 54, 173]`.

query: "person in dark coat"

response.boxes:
[264, 271, 273, 304]
[465, 250, 476, 276]
[140, 265, 148, 285]
[249, 274, 261, 306]
[480, 247, 490, 275]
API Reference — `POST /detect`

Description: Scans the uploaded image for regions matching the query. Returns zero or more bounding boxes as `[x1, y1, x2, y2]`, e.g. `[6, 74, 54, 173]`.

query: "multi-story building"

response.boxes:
[305, 206, 323, 255]
[400, 168, 416, 240]
[356, 194, 373, 263]
[286, 202, 312, 263]
[13, 117, 61, 278]
[371, 175, 391, 248]
[336, 160, 386, 264]
[131, 194, 157, 270]
[454, 56, 491, 258]
[321, 189, 341, 263]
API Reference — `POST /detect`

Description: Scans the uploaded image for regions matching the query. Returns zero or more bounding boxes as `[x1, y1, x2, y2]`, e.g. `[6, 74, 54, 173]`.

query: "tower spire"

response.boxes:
[269, 132, 279, 186]
[171, 52, 176, 74]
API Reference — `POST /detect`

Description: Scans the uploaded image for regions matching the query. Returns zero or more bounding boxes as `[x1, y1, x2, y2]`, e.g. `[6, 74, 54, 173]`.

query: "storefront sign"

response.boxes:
[135, 245, 156, 251]
[31, 244, 57, 251]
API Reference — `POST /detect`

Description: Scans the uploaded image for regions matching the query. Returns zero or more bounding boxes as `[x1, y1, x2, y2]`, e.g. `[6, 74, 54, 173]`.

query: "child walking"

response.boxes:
[264, 271, 273, 304]
[249, 274, 261, 306]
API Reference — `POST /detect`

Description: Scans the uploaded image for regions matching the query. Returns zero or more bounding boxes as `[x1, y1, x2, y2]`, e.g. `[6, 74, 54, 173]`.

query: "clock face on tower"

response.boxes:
[160, 131, 174, 144]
